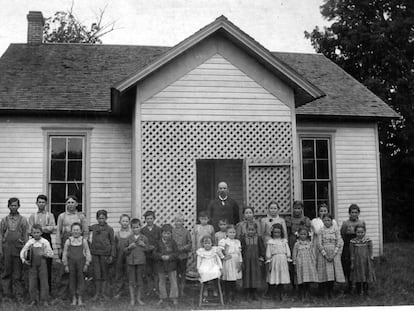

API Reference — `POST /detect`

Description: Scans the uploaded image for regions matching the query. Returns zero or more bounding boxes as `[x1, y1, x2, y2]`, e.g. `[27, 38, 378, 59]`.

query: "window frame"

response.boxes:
[43, 127, 91, 221]
[299, 134, 334, 219]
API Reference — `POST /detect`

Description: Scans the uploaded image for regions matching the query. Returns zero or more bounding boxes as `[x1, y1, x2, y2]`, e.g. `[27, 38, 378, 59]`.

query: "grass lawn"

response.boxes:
[2, 242, 414, 310]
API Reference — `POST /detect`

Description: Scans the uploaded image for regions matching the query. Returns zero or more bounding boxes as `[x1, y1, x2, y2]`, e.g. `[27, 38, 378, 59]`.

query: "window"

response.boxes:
[48, 135, 85, 220]
[300, 137, 332, 219]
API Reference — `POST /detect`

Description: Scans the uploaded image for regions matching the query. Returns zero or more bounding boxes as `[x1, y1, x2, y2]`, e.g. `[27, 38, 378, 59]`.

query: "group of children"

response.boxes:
[0, 195, 376, 307]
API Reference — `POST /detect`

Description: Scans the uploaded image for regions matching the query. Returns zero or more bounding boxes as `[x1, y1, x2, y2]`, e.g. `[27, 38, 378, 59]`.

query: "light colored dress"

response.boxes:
[266, 238, 291, 285]
[196, 246, 223, 283]
[316, 225, 345, 283]
[194, 224, 215, 250]
[214, 231, 227, 246]
[261, 216, 287, 243]
[292, 240, 318, 284]
[218, 237, 242, 281]
[311, 217, 338, 243]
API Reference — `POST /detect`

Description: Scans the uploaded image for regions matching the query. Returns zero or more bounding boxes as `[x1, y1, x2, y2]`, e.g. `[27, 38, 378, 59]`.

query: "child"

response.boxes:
[350, 224, 376, 296]
[316, 213, 345, 298]
[261, 201, 287, 243]
[194, 211, 215, 251]
[172, 213, 192, 297]
[236, 207, 261, 240]
[311, 203, 338, 246]
[292, 227, 318, 299]
[62, 222, 92, 306]
[114, 214, 132, 299]
[218, 224, 242, 303]
[215, 218, 228, 245]
[125, 218, 149, 306]
[285, 200, 311, 289]
[0, 197, 29, 302]
[266, 223, 291, 301]
[240, 222, 265, 301]
[28, 194, 56, 294]
[341, 204, 365, 294]
[196, 235, 223, 300]
[20, 224, 54, 306]
[140, 210, 161, 296]
[89, 209, 115, 300]
[153, 224, 179, 305]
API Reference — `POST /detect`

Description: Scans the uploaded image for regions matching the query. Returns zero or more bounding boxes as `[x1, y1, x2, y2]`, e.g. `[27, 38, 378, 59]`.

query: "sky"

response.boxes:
[0, 0, 330, 57]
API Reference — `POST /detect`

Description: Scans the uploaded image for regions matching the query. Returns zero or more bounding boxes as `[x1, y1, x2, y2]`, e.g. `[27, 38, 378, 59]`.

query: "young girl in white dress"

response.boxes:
[218, 225, 242, 303]
[196, 235, 223, 299]
[266, 223, 291, 301]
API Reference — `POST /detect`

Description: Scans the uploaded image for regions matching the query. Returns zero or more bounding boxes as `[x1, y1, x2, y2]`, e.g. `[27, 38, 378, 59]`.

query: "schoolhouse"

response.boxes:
[0, 11, 398, 255]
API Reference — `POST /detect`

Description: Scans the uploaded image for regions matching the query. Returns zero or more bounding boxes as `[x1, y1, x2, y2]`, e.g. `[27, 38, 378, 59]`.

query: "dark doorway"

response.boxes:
[196, 159, 244, 220]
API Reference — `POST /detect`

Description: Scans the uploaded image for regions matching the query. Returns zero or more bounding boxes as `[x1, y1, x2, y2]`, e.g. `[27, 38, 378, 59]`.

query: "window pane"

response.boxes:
[68, 161, 82, 181]
[68, 138, 83, 159]
[51, 160, 66, 181]
[317, 181, 330, 201]
[68, 183, 83, 204]
[51, 137, 66, 159]
[316, 140, 328, 159]
[303, 200, 316, 219]
[302, 159, 315, 179]
[301, 140, 314, 159]
[302, 181, 315, 200]
[51, 183, 66, 204]
[317, 159, 329, 179]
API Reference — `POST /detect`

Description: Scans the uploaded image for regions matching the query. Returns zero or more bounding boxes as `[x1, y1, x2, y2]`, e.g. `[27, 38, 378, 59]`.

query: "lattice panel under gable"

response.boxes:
[141, 121, 292, 230]
[247, 165, 292, 216]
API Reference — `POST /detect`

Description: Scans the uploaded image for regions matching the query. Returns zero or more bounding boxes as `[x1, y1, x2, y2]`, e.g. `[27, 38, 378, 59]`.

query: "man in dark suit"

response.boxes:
[208, 182, 240, 231]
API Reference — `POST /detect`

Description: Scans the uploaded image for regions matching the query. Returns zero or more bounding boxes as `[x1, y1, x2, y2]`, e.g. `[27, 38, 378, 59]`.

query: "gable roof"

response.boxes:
[113, 16, 324, 106]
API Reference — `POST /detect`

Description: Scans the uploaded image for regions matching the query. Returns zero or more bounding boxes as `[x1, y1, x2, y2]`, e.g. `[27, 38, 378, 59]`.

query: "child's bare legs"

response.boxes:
[136, 286, 145, 305]
[129, 285, 135, 306]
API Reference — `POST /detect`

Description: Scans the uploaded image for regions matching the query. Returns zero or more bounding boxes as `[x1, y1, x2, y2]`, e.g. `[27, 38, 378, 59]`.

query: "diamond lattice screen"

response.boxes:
[247, 165, 292, 216]
[141, 121, 292, 229]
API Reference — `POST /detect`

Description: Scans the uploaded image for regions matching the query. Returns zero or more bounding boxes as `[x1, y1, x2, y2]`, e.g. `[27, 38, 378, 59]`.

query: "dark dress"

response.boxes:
[241, 235, 265, 289]
[340, 219, 365, 281]
[350, 237, 376, 283]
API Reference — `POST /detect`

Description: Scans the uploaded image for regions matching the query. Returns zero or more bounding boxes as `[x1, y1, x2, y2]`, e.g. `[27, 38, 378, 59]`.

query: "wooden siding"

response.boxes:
[142, 54, 292, 122]
[0, 117, 132, 230]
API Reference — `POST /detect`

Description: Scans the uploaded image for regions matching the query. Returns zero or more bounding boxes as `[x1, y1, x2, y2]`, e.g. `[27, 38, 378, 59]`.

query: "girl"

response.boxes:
[218, 225, 242, 303]
[196, 236, 223, 300]
[114, 214, 132, 299]
[311, 203, 338, 247]
[350, 224, 376, 296]
[266, 223, 291, 301]
[62, 222, 92, 306]
[240, 222, 265, 301]
[261, 201, 287, 243]
[341, 204, 365, 294]
[89, 209, 115, 300]
[215, 218, 228, 245]
[194, 211, 215, 251]
[236, 207, 261, 240]
[316, 213, 345, 297]
[292, 227, 318, 299]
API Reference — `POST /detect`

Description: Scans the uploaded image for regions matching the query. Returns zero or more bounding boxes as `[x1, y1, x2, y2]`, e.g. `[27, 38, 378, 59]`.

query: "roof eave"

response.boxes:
[112, 16, 325, 103]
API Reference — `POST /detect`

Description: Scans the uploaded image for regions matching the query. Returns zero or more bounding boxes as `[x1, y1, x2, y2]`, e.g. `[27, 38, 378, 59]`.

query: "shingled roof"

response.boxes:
[0, 42, 398, 119]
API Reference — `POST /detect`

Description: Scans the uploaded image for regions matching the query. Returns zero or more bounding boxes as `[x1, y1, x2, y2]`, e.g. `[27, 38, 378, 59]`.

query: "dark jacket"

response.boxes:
[153, 238, 178, 273]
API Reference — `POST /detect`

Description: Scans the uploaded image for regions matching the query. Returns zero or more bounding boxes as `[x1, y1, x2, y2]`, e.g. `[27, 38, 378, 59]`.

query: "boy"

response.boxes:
[28, 194, 56, 293]
[140, 210, 161, 296]
[125, 218, 149, 306]
[154, 224, 179, 305]
[20, 224, 54, 306]
[172, 213, 192, 296]
[0, 197, 29, 302]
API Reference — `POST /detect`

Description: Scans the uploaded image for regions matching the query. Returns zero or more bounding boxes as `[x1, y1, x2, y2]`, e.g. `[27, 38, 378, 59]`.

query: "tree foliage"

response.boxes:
[305, 0, 414, 241]
[43, 6, 115, 44]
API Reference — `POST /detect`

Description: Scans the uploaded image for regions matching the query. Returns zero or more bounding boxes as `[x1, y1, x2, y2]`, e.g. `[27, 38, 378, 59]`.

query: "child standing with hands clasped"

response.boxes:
[218, 225, 242, 303]
[62, 222, 92, 306]
[292, 227, 318, 299]
[89, 209, 115, 300]
[114, 214, 132, 299]
[125, 218, 149, 306]
[241, 222, 265, 301]
[316, 213, 345, 298]
[350, 224, 376, 296]
[266, 223, 291, 301]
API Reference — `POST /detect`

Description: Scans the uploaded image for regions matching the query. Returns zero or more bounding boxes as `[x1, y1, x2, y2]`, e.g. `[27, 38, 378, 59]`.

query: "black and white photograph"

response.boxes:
[0, 0, 412, 310]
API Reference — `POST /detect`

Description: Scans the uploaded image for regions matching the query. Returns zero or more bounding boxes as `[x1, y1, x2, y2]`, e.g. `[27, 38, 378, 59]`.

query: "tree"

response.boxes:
[305, 0, 414, 240]
[43, 5, 115, 43]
